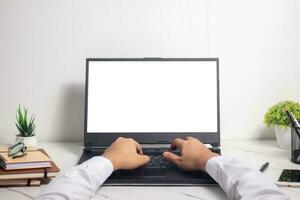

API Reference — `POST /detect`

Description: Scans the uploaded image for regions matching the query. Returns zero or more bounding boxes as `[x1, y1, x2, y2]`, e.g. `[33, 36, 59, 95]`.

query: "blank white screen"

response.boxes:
[87, 61, 218, 132]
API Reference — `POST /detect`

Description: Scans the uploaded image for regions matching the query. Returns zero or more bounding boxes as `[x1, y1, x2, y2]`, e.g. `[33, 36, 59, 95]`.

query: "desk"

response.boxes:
[0, 140, 300, 200]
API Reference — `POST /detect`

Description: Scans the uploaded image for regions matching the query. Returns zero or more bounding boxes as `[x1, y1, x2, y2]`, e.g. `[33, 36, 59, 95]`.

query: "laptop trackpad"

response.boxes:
[144, 169, 166, 177]
[111, 168, 166, 178]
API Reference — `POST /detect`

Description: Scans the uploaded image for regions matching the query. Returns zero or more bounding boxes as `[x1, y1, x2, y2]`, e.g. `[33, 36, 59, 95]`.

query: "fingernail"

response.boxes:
[163, 152, 168, 157]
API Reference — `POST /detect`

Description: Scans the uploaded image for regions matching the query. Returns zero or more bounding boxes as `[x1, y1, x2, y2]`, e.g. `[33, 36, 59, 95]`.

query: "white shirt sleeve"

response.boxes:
[36, 155, 289, 200]
[35, 156, 113, 200]
[206, 156, 289, 200]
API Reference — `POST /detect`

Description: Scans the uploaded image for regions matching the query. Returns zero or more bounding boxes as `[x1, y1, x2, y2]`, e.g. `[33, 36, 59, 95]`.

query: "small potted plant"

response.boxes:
[264, 100, 300, 149]
[15, 105, 37, 147]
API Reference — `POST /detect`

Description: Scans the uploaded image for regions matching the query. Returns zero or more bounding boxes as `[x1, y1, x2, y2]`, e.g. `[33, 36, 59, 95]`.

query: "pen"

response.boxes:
[259, 162, 269, 172]
[285, 110, 300, 139]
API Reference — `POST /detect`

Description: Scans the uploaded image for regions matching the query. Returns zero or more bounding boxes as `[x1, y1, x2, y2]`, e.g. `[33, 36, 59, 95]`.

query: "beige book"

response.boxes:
[0, 149, 60, 180]
[0, 148, 51, 170]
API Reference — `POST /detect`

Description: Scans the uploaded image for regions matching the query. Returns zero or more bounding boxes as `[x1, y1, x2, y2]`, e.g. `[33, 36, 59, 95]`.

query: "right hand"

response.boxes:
[163, 137, 218, 171]
[102, 137, 150, 170]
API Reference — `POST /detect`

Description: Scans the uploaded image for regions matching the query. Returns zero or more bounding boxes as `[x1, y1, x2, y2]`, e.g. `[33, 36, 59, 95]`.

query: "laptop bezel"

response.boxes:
[84, 58, 220, 147]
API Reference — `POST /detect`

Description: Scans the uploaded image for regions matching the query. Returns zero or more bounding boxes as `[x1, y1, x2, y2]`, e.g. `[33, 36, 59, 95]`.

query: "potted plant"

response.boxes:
[264, 100, 300, 149]
[15, 105, 37, 147]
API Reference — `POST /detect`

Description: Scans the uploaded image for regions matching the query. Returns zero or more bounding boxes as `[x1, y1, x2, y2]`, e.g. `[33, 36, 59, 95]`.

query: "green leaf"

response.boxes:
[15, 105, 36, 137]
[264, 100, 300, 128]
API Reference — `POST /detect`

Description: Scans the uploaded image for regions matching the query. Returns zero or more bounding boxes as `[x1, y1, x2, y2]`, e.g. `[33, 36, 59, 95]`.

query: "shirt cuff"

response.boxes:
[93, 156, 114, 174]
[83, 156, 114, 184]
[205, 155, 223, 179]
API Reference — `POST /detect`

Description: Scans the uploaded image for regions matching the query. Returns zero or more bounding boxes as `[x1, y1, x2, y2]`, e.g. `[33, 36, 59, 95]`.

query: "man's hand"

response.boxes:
[102, 137, 150, 170]
[163, 137, 218, 171]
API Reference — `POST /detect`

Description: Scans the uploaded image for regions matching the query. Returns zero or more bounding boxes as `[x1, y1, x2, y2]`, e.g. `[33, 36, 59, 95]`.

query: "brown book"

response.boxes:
[0, 149, 60, 180]
[0, 148, 51, 170]
[0, 179, 41, 187]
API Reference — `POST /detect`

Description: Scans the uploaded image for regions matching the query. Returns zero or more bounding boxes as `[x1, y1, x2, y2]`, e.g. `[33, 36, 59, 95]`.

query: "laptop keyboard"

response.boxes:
[146, 154, 173, 169]
[82, 151, 175, 169]
[82, 147, 219, 170]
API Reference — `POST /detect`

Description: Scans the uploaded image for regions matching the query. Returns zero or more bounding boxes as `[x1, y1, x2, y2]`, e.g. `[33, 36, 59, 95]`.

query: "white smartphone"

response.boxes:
[276, 169, 300, 187]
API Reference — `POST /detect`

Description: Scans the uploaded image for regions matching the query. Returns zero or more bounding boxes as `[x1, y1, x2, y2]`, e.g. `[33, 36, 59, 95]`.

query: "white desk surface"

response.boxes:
[1, 140, 300, 200]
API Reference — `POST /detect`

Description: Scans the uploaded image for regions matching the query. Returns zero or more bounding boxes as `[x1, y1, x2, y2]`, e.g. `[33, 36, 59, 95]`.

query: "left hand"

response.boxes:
[102, 137, 150, 170]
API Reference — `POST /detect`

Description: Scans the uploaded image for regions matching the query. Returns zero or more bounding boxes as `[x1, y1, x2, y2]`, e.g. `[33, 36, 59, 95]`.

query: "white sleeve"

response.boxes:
[206, 156, 289, 200]
[35, 156, 113, 200]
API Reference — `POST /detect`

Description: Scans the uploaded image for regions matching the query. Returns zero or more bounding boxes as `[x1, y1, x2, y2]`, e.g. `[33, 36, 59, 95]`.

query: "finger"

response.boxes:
[163, 151, 181, 166]
[186, 136, 194, 140]
[170, 138, 185, 150]
[137, 155, 150, 166]
[131, 139, 143, 155]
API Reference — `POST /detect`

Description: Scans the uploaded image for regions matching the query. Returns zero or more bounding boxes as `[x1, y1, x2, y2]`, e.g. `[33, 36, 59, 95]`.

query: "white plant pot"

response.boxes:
[15, 135, 37, 148]
[274, 126, 291, 149]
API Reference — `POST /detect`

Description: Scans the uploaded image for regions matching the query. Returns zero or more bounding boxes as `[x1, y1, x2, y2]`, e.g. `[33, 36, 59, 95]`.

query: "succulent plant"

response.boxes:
[15, 105, 35, 137]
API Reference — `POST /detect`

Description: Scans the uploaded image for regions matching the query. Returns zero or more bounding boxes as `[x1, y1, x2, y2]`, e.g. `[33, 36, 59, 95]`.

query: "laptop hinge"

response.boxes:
[84, 143, 220, 153]
[84, 143, 93, 153]
[85, 144, 170, 150]
[141, 144, 170, 148]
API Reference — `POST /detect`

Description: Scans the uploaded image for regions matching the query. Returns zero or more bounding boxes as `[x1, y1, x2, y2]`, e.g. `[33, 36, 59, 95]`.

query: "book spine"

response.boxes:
[0, 179, 41, 187]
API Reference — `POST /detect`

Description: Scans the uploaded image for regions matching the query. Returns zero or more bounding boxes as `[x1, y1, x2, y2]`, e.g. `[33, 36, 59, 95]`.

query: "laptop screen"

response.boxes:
[87, 60, 218, 134]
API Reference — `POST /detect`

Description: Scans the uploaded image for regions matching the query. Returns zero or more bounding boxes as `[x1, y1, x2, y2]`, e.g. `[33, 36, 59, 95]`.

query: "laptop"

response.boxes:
[78, 58, 220, 185]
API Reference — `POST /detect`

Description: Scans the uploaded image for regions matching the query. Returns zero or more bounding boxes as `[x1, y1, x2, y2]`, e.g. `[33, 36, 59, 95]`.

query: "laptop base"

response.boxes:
[78, 149, 218, 186]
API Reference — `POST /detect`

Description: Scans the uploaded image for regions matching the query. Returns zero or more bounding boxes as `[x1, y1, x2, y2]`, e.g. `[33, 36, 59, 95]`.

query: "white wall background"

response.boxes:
[0, 0, 299, 143]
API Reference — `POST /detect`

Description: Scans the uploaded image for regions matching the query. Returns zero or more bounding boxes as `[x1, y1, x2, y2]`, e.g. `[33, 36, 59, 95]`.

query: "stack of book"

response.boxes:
[0, 147, 60, 187]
